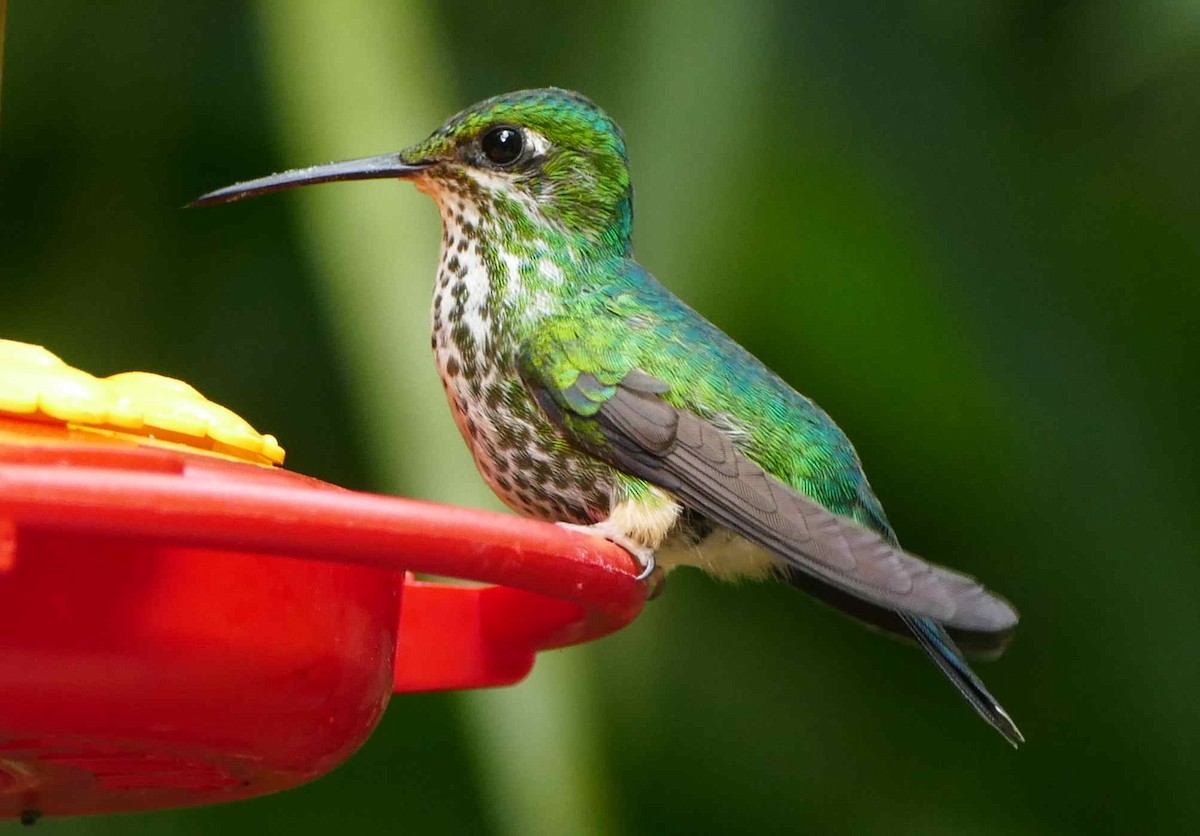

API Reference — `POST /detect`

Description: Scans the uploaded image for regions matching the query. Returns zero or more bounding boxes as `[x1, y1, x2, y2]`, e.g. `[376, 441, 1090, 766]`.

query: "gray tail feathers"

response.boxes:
[782, 565, 1015, 660]
[903, 614, 1023, 747]
[783, 567, 1022, 746]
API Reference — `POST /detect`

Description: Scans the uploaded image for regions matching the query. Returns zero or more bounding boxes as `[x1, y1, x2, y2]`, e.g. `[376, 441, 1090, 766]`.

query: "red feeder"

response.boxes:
[0, 340, 644, 820]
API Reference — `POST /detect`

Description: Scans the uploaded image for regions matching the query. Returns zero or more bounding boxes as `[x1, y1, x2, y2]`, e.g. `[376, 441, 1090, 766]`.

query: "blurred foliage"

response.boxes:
[2, 1, 1199, 834]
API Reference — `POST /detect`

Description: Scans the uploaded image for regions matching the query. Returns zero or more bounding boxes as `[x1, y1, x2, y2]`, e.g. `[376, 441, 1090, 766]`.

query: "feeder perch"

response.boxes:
[0, 339, 645, 819]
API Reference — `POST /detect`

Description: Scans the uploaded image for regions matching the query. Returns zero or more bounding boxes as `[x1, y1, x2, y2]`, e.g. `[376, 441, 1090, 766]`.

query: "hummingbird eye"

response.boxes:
[481, 125, 524, 167]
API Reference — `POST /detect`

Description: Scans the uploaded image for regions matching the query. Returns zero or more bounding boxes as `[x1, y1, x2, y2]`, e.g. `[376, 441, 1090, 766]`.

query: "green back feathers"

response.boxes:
[519, 260, 891, 534]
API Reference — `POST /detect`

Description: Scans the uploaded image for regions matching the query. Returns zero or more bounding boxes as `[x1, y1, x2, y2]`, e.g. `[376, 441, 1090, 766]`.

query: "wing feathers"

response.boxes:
[595, 383, 1017, 633]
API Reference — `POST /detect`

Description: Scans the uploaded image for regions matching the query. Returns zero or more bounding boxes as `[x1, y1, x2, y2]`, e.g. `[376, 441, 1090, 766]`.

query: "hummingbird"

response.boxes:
[194, 88, 1022, 746]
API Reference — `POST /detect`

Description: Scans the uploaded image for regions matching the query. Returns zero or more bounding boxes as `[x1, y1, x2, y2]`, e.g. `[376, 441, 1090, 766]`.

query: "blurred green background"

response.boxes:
[2, 1, 1198, 833]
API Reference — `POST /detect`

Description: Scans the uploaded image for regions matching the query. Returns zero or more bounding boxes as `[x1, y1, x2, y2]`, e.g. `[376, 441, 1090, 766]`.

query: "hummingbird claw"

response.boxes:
[633, 549, 656, 581]
[629, 545, 667, 600]
[556, 520, 660, 593]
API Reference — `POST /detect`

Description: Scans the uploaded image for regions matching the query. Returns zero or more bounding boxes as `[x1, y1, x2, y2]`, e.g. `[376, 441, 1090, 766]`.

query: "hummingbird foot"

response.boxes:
[556, 520, 660, 583]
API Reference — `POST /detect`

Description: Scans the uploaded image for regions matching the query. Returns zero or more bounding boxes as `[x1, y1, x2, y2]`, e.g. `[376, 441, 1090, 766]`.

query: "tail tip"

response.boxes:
[991, 705, 1025, 748]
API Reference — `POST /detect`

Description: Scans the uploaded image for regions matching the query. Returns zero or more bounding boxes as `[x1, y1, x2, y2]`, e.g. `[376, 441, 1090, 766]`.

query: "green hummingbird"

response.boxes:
[194, 88, 1022, 746]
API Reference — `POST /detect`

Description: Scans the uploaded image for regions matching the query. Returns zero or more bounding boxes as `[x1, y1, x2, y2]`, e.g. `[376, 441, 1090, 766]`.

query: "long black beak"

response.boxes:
[190, 153, 432, 207]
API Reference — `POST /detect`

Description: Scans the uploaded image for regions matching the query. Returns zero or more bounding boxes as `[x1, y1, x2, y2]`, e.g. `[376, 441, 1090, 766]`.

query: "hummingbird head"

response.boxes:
[193, 88, 633, 258]
[400, 88, 633, 257]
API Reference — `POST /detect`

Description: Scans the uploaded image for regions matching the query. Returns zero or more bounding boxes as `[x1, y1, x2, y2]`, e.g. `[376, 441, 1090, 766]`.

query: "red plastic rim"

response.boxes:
[0, 417, 645, 651]
[0, 416, 645, 817]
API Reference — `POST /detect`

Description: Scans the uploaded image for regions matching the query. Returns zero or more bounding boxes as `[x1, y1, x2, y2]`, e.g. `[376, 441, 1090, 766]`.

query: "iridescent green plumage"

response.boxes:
[519, 262, 889, 531]
[194, 87, 1022, 746]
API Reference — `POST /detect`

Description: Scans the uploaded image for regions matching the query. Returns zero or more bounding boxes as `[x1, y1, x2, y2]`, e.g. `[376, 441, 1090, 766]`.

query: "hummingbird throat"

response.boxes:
[422, 168, 620, 525]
